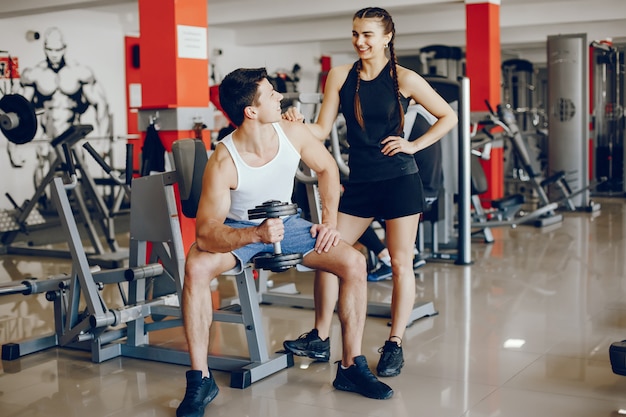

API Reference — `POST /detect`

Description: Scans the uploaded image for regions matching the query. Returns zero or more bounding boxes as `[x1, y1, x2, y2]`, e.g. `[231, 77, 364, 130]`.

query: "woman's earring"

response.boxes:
[384, 44, 388, 48]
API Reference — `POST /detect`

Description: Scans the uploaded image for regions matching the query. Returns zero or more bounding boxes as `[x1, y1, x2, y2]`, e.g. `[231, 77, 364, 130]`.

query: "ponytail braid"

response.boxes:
[354, 60, 365, 129]
[388, 41, 405, 134]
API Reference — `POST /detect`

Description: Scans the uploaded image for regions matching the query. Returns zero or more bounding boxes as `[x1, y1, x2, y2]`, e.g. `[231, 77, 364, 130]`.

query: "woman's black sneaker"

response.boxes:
[282, 328, 330, 361]
[176, 370, 219, 417]
[333, 355, 394, 399]
[376, 340, 404, 377]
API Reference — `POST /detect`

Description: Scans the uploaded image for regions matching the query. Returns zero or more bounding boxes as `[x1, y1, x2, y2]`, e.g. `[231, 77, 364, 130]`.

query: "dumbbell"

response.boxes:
[248, 200, 303, 272]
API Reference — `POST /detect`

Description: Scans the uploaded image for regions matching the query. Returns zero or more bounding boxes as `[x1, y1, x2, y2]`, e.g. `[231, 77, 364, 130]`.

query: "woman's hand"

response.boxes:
[380, 135, 416, 156]
[282, 107, 305, 123]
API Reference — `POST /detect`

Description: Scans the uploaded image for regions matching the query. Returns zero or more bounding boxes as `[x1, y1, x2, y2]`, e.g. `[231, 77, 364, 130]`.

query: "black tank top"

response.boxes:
[339, 61, 417, 183]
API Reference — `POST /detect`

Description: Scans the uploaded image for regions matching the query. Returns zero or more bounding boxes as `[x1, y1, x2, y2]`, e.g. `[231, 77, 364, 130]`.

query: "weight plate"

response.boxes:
[253, 252, 303, 272]
[248, 202, 298, 219]
[0, 94, 37, 144]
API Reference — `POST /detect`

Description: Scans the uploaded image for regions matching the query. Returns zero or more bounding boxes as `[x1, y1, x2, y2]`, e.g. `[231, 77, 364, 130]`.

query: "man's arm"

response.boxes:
[194, 144, 273, 253]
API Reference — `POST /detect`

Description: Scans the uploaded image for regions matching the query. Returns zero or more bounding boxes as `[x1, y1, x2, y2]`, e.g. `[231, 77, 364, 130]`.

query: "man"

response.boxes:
[18, 27, 110, 139]
[176, 68, 393, 417]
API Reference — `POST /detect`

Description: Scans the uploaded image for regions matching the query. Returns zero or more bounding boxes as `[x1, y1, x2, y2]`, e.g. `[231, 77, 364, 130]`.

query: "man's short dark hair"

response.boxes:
[218, 68, 268, 126]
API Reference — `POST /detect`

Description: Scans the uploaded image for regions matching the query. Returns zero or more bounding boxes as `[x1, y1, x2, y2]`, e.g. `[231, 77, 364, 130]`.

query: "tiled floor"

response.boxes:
[1, 197, 626, 416]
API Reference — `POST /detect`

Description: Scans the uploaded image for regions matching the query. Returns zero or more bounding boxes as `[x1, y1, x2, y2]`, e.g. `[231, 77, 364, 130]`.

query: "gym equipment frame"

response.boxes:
[0, 124, 128, 269]
[1, 166, 293, 389]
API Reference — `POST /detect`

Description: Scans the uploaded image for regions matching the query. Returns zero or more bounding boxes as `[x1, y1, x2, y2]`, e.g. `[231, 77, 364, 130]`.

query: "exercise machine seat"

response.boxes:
[171, 138, 295, 387]
[422, 187, 446, 224]
[172, 139, 208, 218]
[470, 155, 524, 210]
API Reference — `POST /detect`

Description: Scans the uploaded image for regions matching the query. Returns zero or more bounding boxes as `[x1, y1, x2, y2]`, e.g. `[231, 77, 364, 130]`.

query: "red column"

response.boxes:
[138, 0, 210, 252]
[466, 0, 503, 203]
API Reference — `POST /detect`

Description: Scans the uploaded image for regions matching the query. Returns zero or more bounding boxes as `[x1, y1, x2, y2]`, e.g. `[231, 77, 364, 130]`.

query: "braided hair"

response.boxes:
[353, 7, 404, 133]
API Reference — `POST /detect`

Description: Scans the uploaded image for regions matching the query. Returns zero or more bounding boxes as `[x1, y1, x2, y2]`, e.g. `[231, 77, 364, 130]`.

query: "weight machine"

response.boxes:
[470, 101, 565, 231]
[590, 40, 625, 194]
[1, 143, 293, 388]
[0, 94, 128, 268]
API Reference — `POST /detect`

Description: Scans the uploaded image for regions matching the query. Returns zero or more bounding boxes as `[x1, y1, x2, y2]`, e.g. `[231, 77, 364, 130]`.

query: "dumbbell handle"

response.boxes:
[274, 242, 282, 254]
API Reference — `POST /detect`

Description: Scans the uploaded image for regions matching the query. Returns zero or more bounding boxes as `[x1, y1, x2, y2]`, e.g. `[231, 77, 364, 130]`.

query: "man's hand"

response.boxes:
[310, 223, 341, 254]
[254, 218, 285, 244]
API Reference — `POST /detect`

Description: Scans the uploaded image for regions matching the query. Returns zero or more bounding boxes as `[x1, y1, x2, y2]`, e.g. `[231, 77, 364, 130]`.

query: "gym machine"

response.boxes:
[419, 45, 464, 80]
[413, 76, 472, 263]
[0, 94, 128, 268]
[405, 46, 466, 256]
[1, 143, 293, 389]
[589, 40, 625, 194]
[500, 58, 550, 200]
[470, 101, 564, 229]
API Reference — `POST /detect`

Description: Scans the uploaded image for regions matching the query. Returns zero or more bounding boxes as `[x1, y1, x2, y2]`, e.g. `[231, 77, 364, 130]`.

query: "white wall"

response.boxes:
[208, 27, 323, 93]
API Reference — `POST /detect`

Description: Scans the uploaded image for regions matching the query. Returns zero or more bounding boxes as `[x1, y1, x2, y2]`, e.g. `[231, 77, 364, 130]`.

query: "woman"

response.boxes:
[282, 7, 457, 377]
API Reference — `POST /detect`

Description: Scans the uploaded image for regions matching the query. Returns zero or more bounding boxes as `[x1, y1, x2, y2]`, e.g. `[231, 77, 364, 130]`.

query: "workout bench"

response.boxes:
[1, 140, 292, 389]
[171, 138, 294, 387]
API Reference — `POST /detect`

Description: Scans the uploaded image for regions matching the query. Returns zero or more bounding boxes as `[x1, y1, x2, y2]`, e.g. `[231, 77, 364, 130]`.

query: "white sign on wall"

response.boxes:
[177, 25, 207, 60]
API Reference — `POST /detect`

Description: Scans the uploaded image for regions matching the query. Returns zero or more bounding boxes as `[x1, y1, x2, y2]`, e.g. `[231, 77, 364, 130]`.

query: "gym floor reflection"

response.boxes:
[1, 197, 626, 417]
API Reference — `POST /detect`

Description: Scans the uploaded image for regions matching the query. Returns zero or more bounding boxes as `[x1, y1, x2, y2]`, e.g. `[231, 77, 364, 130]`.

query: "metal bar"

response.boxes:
[456, 76, 472, 265]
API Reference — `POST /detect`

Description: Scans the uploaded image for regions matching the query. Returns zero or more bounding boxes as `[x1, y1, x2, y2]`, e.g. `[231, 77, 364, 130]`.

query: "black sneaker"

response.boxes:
[413, 257, 426, 270]
[332, 355, 394, 399]
[367, 263, 393, 282]
[376, 340, 404, 377]
[282, 329, 330, 361]
[176, 370, 219, 417]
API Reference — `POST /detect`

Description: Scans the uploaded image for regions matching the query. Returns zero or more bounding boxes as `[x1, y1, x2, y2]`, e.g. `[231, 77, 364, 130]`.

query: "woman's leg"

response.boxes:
[384, 213, 421, 340]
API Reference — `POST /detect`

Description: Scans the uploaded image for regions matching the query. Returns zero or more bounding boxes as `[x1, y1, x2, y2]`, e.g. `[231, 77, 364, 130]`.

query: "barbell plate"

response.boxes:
[0, 94, 37, 145]
[248, 202, 298, 219]
[253, 252, 303, 272]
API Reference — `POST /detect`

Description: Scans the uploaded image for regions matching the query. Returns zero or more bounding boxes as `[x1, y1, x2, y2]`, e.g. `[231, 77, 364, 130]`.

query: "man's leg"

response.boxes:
[177, 245, 236, 417]
[304, 241, 394, 399]
[313, 270, 338, 340]
[282, 269, 337, 361]
[283, 213, 371, 359]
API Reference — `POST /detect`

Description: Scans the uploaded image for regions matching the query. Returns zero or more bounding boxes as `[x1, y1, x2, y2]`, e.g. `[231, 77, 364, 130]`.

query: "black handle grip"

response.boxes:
[125, 143, 134, 186]
[82, 142, 112, 174]
[62, 143, 76, 176]
[484, 99, 496, 116]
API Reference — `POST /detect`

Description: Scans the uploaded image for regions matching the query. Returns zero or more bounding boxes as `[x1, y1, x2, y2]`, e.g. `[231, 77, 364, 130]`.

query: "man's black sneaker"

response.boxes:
[332, 355, 394, 399]
[376, 340, 404, 377]
[176, 370, 219, 417]
[282, 328, 330, 362]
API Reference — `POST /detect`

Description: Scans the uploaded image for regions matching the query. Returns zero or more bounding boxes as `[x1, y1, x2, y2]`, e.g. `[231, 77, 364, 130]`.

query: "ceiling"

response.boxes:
[1, 0, 625, 60]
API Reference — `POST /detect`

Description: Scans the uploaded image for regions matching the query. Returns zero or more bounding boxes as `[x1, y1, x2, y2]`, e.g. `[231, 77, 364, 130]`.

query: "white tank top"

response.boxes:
[221, 122, 301, 222]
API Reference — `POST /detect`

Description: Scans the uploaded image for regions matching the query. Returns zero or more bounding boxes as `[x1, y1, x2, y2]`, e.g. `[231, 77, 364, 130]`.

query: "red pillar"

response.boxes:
[138, 0, 211, 252]
[466, 0, 504, 203]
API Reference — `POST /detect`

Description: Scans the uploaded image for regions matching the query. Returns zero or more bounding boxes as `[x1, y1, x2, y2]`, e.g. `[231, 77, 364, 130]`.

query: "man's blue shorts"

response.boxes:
[225, 211, 316, 273]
